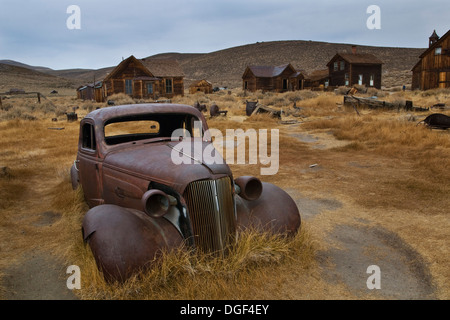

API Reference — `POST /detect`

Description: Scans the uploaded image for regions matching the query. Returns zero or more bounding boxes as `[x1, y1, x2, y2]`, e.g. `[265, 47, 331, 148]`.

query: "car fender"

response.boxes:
[235, 182, 301, 236]
[82, 204, 184, 282]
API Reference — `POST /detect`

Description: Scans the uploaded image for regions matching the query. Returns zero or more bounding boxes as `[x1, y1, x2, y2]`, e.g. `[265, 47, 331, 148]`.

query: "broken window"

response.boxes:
[345, 73, 349, 86]
[340, 61, 345, 70]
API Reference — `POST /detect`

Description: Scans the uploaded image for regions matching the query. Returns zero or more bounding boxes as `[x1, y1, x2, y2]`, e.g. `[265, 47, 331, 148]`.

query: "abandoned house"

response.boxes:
[326, 46, 383, 89]
[102, 55, 185, 100]
[412, 29, 450, 90]
[189, 79, 213, 94]
[304, 69, 330, 89]
[76, 81, 104, 102]
[242, 64, 305, 92]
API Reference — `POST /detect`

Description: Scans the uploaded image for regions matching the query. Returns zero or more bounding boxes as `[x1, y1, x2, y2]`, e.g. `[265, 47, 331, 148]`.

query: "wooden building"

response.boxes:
[102, 55, 185, 100]
[327, 47, 383, 89]
[304, 69, 330, 89]
[242, 64, 305, 92]
[412, 29, 450, 90]
[189, 79, 213, 94]
[77, 81, 104, 102]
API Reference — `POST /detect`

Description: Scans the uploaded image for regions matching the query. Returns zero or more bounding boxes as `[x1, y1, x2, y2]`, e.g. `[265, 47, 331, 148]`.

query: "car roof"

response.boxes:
[84, 104, 204, 123]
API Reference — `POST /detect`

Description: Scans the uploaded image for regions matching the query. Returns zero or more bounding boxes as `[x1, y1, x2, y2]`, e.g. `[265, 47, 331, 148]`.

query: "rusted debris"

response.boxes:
[209, 104, 227, 117]
[65, 112, 78, 122]
[250, 104, 281, 119]
[344, 95, 429, 112]
[417, 113, 450, 129]
[193, 101, 207, 112]
[245, 100, 259, 116]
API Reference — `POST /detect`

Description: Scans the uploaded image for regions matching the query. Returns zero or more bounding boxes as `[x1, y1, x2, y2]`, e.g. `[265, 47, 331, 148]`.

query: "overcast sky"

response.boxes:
[0, 0, 449, 70]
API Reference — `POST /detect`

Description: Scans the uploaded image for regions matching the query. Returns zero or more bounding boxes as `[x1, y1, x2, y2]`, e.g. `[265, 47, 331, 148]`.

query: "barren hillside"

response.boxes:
[0, 63, 78, 94]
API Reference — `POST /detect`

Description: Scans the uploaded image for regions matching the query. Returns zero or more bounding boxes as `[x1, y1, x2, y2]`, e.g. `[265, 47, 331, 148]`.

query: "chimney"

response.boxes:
[352, 45, 357, 54]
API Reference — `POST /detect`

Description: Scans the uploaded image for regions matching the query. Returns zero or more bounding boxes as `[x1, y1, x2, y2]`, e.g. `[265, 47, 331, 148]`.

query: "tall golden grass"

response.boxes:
[1, 88, 449, 299]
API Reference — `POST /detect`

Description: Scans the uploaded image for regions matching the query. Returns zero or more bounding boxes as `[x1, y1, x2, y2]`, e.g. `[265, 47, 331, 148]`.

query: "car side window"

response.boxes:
[82, 123, 96, 151]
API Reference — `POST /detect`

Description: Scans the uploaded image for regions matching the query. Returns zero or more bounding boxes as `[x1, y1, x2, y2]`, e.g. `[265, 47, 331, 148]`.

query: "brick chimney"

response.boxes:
[352, 45, 357, 54]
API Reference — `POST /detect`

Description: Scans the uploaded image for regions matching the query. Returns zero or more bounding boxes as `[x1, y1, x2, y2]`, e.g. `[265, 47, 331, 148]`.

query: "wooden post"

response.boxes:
[0, 95, 2, 108]
[37, 93, 41, 104]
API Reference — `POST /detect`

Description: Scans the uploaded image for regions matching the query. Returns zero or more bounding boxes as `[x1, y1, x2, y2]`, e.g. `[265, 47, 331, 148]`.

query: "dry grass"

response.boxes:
[1, 87, 449, 300]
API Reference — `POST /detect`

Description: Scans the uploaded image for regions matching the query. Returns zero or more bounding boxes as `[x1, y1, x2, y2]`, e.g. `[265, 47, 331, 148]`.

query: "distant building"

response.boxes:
[189, 79, 213, 94]
[304, 69, 330, 89]
[327, 46, 383, 89]
[412, 29, 450, 90]
[102, 55, 185, 100]
[242, 64, 305, 92]
[77, 81, 104, 102]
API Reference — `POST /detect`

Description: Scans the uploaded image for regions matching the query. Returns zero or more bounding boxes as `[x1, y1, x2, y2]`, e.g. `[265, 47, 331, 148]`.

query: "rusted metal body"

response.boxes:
[245, 100, 259, 116]
[71, 104, 301, 282]
[418, 113, 450, 129]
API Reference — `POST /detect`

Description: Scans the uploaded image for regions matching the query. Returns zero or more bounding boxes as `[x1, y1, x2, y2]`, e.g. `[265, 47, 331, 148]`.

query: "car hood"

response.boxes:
[103, 139, 233, 193]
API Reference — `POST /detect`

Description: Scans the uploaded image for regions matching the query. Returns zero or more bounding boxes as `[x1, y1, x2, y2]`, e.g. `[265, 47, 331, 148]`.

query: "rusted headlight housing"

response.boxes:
[141, 190, 177, 218]
[234, 176, 263, 201]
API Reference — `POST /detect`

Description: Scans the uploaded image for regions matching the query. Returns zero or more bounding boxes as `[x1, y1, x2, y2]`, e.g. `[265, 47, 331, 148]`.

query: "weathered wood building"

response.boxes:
[327, 47, 383, 89]
[242, 64, 305, 92]
[304, 69, 330, 89]
[102, 55, 185, 100]
[189, 79, 213, 94]
[412, 29, 450, 90]
[76, 81, 104, 102]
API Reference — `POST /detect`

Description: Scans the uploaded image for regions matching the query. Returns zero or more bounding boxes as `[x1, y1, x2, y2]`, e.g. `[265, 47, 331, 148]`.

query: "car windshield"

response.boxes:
[104, 113, 203, 145]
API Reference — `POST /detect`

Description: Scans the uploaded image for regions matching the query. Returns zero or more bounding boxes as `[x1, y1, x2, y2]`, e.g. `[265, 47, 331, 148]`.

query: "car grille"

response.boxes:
[183, 177, 236, 254]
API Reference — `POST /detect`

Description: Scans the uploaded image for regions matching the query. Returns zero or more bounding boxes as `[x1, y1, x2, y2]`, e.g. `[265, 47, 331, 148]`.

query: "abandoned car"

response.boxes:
[71, 104, 301, 282]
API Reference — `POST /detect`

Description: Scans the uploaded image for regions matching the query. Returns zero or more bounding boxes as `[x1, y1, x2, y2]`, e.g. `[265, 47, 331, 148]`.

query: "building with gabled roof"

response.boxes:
[412, 29, 450, 90]
[102, 55, 184, 100]
[327, 46, 383, 89]
[242, 63, 305, 92]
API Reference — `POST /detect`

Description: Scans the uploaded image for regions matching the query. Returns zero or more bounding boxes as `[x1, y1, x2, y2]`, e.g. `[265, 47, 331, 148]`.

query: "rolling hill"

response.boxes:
[1, 40, 426, 92]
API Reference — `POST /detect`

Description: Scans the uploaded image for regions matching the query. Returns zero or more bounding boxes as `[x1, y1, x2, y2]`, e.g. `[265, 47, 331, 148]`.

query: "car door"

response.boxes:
[77, 120, 103, 207]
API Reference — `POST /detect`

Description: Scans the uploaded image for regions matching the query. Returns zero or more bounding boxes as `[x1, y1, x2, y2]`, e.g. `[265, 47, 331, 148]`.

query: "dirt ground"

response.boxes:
[1, 116, 445, 300]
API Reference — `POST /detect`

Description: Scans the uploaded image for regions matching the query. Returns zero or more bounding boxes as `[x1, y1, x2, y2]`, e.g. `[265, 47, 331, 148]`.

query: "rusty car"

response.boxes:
[71, 104, 301, 282]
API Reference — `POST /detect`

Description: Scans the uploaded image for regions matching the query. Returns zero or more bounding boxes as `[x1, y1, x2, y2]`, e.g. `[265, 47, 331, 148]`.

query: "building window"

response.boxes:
[358, 74, 363, 85]
[435, 47, 442, 55]
[147, 83, 153, 94]
[345, 73, 349, 86]
[370, 75, 375, 87]
[125, 79, 133, 95]
[165, 79, 173, 94]
[334, 62, 338, 71]
[340, 61, 345, 71]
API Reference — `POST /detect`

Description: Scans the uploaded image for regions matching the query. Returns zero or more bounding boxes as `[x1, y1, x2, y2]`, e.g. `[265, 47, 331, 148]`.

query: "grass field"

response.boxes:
[0, 88, 449, 300]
